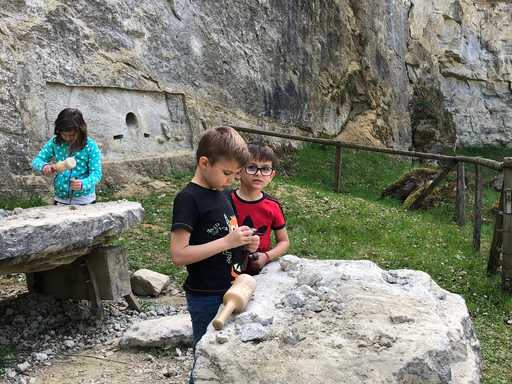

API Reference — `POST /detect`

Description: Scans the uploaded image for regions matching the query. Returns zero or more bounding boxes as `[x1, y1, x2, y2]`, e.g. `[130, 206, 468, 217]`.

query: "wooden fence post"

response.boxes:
[487, 188, 504, 276]
[333, 146, 342, 193]
[501, 158, 512, 290]
[473, 164, 483, 250]
[455, 162, 466, 226]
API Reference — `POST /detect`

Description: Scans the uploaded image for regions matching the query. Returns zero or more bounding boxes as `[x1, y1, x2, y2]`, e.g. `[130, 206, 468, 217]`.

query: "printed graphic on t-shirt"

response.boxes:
[242, 215, 268, 239]
[222, 213, 242, 279]
[206, 213, 235, 236]
[242, 215, 268, 252]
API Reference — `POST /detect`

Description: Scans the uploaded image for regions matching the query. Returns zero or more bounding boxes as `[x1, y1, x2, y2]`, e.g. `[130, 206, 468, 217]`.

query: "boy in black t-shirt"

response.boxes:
[171, 126, 259, 384]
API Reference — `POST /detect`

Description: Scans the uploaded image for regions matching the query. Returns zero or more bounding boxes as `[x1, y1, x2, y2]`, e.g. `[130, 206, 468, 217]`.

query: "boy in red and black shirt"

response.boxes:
[231, 142, 290, 275]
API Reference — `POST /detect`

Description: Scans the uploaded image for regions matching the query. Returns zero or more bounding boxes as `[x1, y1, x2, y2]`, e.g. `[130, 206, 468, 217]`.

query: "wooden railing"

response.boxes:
[232, 126, 511, 290]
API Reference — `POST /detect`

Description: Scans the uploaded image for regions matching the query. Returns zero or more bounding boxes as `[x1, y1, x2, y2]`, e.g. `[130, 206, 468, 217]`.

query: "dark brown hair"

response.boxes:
[196, 126, 250, 167]
[53, 108, 88, 154]
[247, 142, 276, 167]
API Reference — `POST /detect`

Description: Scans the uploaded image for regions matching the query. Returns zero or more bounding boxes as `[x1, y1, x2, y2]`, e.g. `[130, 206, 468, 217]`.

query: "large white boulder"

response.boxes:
[194, 256, 481, 384]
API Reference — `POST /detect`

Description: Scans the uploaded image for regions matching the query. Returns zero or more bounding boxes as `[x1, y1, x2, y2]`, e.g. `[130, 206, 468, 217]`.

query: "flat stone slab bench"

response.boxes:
[0, 201, 145, 313]
[0, 200, 145, 274]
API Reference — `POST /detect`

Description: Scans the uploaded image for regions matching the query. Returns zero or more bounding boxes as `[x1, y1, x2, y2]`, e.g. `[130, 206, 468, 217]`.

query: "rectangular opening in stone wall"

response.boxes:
[45, 83, 193, 161]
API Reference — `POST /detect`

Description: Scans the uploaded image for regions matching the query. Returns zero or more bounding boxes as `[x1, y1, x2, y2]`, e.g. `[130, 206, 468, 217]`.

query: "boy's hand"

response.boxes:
[228, 225, 259, 249]
[250, 253, 267, 272]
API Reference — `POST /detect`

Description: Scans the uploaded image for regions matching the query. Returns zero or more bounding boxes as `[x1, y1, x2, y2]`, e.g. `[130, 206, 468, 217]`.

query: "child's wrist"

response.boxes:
[264, 252, 271, 265]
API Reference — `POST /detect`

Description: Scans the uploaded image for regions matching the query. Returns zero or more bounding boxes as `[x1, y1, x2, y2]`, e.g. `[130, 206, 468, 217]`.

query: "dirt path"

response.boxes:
[30, 347, 193, 384]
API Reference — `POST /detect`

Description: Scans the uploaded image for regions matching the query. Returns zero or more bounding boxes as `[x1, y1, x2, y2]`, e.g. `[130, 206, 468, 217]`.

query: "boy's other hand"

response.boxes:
[246, 231, 260, 253]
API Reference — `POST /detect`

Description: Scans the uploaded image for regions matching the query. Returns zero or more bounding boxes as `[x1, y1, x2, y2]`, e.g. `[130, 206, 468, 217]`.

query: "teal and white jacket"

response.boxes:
[32, 137, 102, 200]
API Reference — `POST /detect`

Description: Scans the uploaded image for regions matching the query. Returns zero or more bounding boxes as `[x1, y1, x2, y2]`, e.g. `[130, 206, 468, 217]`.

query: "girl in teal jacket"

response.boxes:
[32, 108, 102, 205]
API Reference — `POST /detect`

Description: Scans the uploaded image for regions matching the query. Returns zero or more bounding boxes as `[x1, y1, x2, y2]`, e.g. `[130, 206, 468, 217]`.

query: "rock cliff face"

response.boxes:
[0, 0, 510, 198]
[407, 0, 512, 147]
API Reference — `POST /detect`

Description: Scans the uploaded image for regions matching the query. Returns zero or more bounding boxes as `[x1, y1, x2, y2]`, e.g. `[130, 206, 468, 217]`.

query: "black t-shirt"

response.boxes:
[171, 182, 243, 295]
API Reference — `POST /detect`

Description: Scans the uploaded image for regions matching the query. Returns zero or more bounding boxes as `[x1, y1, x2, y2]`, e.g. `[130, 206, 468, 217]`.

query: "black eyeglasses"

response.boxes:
[245, 165, 274, 176]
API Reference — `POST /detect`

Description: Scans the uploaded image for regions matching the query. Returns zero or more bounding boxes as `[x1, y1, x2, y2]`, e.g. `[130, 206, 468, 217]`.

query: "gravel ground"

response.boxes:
[0, 275, 193, 384]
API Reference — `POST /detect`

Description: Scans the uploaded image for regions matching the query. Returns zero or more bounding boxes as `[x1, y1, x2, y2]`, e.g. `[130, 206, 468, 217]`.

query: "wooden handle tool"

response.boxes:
[54, 157, 76, 173]
[69, 177, 78, 204]
[212, 274, 257, 330]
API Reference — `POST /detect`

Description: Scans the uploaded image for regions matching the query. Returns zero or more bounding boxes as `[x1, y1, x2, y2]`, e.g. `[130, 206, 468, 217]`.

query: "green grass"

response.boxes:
[0, 195, 46, 210]
[2, 143, 511, 382]
[0, 346, 19, 374]
[101, 175, 191, 283]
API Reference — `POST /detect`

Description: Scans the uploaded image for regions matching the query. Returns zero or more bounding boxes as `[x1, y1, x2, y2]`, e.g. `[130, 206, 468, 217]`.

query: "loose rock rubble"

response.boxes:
[0, 277, 192, 384]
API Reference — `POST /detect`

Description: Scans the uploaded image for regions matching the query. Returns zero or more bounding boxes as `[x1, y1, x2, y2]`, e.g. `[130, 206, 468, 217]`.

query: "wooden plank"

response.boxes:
[88, 246, 131, 300]
[26, 259, 89, 299]
[473, 164, 483, 250]
[84, 257, 103, 316]
[124, 292, 142, 312]
[333, 146, 342, 193]
[455, 162, 466, 226]
[409, 160, 457, 211]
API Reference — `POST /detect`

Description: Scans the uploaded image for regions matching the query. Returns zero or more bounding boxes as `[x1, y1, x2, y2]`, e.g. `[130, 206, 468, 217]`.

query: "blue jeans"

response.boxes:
[186, 292, 224, 384]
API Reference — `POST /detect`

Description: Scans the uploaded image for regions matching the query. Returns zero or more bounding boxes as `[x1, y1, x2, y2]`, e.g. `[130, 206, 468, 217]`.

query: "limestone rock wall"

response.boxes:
[407, 0, 512, 146]
[0, 0, 510, 198]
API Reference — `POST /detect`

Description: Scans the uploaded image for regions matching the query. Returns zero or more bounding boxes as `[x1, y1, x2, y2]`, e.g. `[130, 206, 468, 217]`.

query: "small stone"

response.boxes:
[32, 352, 48, 361]
[305, 296, 323, 312]
[63, 340, 75, 348]
[283, 327, 300, 345]
[16, 361, 30, 372]
[240, 323, 269, 342]
[285, 290, 306, 308]
[390, 313, 407, 324]
[216, 334, 229, 344]
[379, 337, 394, 348]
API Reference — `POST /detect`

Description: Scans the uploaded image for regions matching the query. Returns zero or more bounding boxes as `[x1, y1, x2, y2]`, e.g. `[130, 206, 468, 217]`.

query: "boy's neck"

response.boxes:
[191, 168, 213, 190]
[237, 186, 263, 201]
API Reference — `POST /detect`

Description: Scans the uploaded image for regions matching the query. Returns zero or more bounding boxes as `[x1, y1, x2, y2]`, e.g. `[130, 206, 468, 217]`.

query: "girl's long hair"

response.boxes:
[53, 108, 88, 154]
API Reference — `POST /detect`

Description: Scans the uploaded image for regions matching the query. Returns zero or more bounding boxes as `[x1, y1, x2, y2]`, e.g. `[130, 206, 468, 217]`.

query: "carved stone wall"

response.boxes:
[45, 84, 192, 161]
[0, 0, 511, 198]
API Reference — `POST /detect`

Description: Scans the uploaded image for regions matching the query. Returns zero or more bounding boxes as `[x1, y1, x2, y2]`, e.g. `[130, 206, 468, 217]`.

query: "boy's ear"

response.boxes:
[198, 156, 209, 170]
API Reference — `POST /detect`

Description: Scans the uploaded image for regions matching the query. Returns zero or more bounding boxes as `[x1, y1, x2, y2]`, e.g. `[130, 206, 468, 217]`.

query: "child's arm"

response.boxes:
[171, 225, 258, 266]
[250, 227, 290, 271]
[32, 140, 56, 175]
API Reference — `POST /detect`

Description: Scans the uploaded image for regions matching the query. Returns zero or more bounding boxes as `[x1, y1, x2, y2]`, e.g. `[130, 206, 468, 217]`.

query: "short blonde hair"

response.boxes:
[196, 126, 250, 167]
